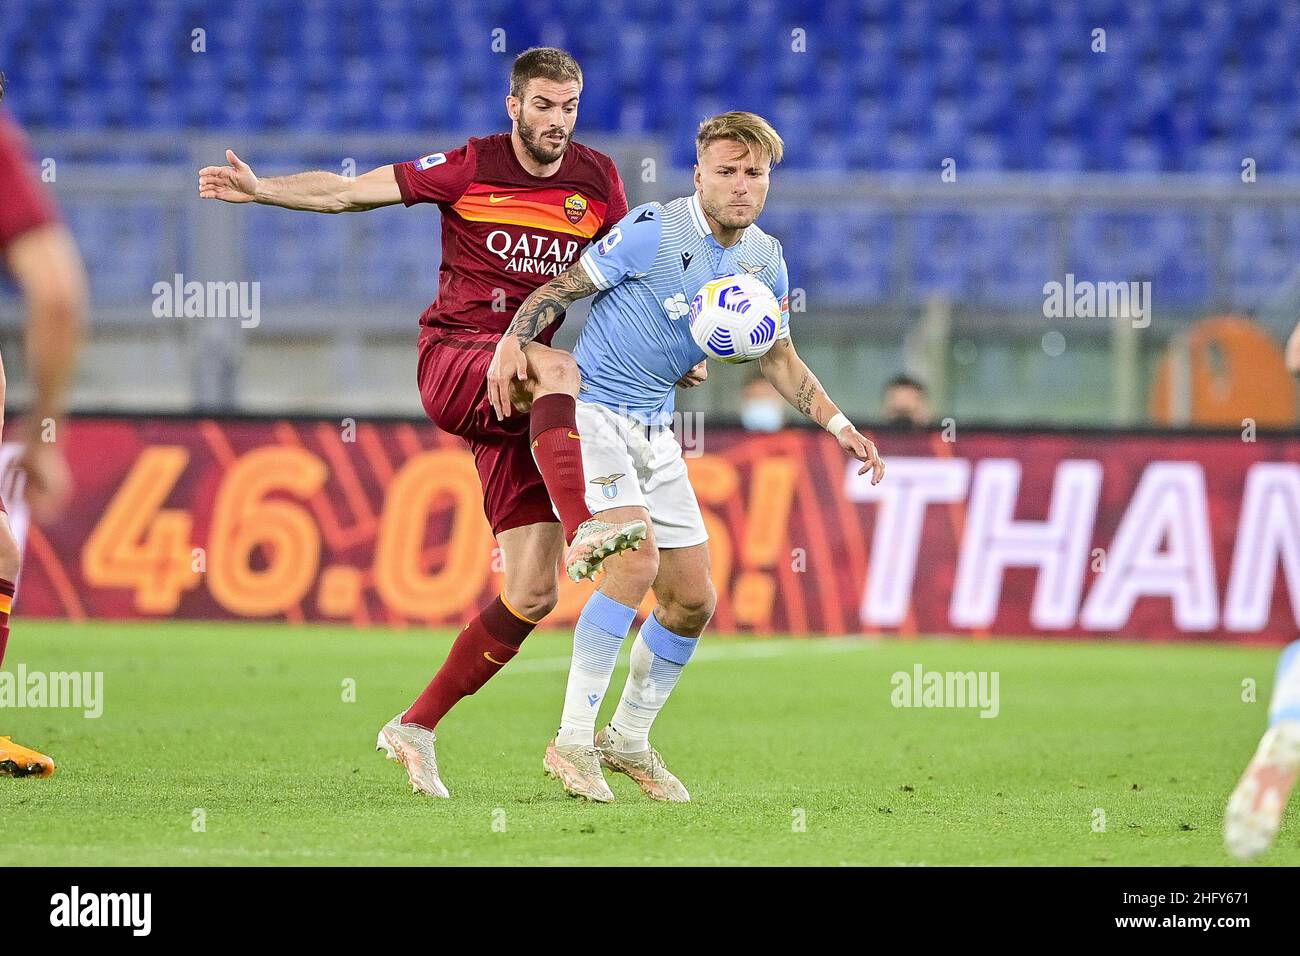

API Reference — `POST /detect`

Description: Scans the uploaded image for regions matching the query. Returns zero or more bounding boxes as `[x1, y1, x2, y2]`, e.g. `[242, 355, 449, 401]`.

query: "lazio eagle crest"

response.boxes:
[589, 473, 624, 500]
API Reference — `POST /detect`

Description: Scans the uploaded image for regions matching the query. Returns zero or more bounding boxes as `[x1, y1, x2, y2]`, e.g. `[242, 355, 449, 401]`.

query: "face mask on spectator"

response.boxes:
[741, 399, 784, 432]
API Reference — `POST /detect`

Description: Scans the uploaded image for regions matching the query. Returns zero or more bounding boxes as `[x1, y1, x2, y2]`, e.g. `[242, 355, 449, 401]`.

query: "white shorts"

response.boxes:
[575, 401, 708, 550]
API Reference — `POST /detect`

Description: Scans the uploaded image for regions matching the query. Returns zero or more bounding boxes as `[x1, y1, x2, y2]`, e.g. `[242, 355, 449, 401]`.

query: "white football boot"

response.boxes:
[1224, 720, 1300, 859]
[594, 727, 690, 803]
[377, 713, 450, 798]
[565, 516, 648, 583]
[543, 737, 615, 802]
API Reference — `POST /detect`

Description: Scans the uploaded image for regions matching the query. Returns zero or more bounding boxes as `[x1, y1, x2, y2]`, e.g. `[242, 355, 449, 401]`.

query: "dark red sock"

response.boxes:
[0, 578, 13, 671]
[403, 595, 538, 730]
[529, 393, 594, 542]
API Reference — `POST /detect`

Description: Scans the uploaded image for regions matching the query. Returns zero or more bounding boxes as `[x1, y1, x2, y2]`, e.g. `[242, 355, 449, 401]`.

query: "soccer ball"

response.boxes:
[688, 274, 781, 364]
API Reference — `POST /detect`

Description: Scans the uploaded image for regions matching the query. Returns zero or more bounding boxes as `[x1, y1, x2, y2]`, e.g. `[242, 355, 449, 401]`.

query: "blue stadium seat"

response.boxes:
[9, 0, 1294, 177]
[5, 0, 1298, 311]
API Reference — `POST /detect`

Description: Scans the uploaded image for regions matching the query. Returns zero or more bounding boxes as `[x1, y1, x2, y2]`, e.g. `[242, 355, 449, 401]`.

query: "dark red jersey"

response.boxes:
[0, 112, 59, 254]
[393, 132, 626, 345]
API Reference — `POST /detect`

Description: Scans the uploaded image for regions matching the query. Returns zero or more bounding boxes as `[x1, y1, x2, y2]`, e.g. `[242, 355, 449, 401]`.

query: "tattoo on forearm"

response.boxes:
[793, 372, 820, 417]
[765, 340, 834, 427]
[505, 265, 599, 346]
[792, 370, 833, 427]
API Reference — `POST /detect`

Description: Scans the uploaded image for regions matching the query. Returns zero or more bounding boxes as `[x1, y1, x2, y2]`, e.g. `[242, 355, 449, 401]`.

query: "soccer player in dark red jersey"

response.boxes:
[199, 48, 646, 797]
[0, 75, 88, 778]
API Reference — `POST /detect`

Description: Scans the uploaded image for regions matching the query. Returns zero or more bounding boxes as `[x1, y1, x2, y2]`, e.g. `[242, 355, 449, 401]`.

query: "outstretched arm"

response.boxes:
[198, 149, 402, 213]
[5, 223, 86, 520]
[487, 264, 600, 419]
[759, 337, 886, 484]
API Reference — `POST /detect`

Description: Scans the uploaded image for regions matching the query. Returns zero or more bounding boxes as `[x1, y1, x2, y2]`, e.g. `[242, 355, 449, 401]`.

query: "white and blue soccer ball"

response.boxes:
[688, 274, 781, 364]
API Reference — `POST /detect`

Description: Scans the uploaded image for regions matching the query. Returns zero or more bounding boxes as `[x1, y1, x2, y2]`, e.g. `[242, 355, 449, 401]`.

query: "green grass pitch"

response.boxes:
[0, 620, 1294, 866]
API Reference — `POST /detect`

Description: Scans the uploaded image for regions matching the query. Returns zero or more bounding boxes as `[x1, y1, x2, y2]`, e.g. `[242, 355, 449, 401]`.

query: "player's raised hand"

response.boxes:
[198, 149, 259, 203]
[676, 361, 708, 387]
[487, 334, 529, 419]
[836, 424, 885, 485]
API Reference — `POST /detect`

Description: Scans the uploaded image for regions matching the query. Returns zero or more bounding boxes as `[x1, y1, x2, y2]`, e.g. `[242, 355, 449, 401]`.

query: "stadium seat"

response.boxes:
[6, 0, 1295, 310]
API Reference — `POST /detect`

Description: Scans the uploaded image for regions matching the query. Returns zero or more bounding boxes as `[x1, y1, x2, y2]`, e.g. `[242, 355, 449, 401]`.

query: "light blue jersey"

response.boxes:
[573, 192, 790, 424]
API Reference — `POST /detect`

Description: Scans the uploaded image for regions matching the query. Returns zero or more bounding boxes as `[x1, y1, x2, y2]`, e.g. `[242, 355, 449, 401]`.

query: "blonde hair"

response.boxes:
[695, 111, 784, 167]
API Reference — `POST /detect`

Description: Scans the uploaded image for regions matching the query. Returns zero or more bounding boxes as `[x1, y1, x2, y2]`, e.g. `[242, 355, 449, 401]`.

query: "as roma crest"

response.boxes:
[564, 193, 588, 225]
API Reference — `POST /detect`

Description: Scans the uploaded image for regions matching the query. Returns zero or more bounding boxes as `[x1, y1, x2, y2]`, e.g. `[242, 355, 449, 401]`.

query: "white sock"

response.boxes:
[608, 612, 698, 752]
[557, 591, 637, 747]
[1270, 640, 1300, 728]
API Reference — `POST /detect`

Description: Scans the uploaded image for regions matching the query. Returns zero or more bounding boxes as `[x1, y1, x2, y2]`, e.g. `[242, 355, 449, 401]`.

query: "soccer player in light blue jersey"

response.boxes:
[491, 112, 885, 801]
[1225, 644, 1300, 858]
[1224, 322, 1300, 857]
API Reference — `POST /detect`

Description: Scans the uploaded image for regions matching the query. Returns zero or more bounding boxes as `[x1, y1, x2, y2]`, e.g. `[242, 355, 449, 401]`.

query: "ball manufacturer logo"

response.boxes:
[716, 283, 751, 313]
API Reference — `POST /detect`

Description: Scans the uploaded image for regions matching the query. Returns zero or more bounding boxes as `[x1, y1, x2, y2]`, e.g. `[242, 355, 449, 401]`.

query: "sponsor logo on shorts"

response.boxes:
[414, 153, 446, 171]
[589, 474, 624, 500]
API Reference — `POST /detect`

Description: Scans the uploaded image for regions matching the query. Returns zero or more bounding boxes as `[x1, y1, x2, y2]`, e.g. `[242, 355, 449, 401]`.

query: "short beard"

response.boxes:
[701, 195, 759, 231]
[518, 116, 569, 166]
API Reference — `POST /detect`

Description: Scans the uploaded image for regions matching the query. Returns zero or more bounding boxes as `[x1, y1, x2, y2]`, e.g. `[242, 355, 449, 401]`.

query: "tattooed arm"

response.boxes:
[486, 264, 600, 419]
[506, 264, 599, 347]
[759, 337, 886, 484]
[758, 337, 838, 427]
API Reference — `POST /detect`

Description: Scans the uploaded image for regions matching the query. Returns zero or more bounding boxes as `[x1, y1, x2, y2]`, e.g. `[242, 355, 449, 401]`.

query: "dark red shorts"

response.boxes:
[417, 330, 557, 536]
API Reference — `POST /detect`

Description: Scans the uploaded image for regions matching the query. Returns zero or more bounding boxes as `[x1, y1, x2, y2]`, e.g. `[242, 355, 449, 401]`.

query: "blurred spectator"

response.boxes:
[881, 374, 931, 428]
[740, 372, 785, 432]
